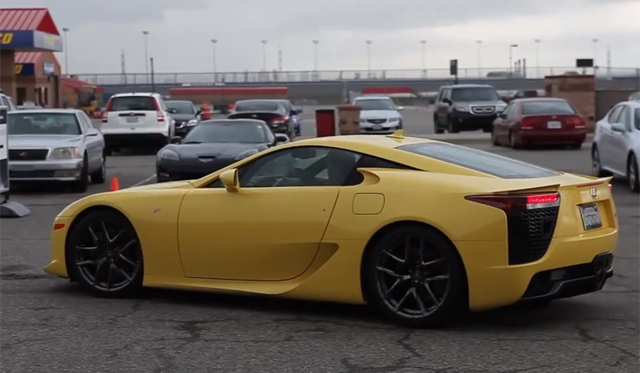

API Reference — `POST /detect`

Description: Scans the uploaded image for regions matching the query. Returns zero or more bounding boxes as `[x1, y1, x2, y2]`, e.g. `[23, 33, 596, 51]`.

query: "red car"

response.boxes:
[491, 98, 587, 149]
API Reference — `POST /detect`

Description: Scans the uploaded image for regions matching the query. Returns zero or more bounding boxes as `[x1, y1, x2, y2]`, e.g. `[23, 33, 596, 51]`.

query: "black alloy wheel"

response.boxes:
[628, 154, 640, 193]
[67, 210, 144, 297]
[363, 225, 465, 328]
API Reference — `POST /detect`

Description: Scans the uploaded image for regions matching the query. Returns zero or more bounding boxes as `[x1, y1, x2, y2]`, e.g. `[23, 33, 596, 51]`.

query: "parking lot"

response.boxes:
[1, 109, 638, 373]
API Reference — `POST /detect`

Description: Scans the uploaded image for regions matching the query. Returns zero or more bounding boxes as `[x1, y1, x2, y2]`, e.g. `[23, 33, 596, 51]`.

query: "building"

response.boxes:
[14, 51, 62, 106]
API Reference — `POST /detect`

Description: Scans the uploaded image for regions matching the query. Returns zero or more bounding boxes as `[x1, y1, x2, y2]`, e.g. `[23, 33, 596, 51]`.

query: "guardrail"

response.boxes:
[72, 67, 640, 86]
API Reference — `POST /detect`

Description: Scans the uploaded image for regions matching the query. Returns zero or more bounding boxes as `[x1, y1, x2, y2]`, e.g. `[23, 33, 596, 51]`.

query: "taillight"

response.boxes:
[566, 116, 585, 129]
[102, 98, 113, 123]
[153, 99, 165, 122]
[465, 192, 560, 211]
[520, 117, 541, 129]
[608, 184, 612, 191]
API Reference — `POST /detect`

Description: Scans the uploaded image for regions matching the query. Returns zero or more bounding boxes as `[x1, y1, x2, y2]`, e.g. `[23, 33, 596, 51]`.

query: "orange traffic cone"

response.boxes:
[110, 177, 120, 191]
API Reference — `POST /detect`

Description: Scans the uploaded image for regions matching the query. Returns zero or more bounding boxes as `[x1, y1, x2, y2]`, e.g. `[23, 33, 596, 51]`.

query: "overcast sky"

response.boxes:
[5, 0, 640, 77]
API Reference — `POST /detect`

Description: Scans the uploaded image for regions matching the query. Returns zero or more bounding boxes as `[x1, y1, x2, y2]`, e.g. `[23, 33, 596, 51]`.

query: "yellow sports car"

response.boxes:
[45, 131, 618, 328]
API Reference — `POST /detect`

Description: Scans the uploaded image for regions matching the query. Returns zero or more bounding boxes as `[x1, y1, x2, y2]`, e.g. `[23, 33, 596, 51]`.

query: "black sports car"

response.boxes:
[156, 119, 289, 182]
[165, 100, 202, 137]
[227, 100, 297, 139]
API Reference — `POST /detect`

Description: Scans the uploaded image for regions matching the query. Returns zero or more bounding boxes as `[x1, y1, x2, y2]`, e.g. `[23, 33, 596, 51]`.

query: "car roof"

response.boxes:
[9, 108, 81, 115]
[112, 92, 159, 97]
[165, 100, 193, 103]
[354, 96, 392, 100]
[440, 84, 495, 89]
[510, 97, 567, 103]
[200, 118, 266, 125]
[625, 100, 640, 108]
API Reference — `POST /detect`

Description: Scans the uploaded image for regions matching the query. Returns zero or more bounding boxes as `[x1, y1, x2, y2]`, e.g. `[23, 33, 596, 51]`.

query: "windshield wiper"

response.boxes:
[183, 141, 202, 144]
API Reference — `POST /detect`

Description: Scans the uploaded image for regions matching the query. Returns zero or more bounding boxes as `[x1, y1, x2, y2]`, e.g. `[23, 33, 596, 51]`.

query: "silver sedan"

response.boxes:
[8, 109, 106, 192]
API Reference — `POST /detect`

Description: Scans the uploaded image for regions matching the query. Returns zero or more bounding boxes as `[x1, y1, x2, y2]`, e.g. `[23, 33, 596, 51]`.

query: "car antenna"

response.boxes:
[386, 129, 404, 139]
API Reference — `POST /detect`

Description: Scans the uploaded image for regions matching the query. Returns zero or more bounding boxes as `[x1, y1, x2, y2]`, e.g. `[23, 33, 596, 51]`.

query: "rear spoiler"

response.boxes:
[490, 176, 613, 196]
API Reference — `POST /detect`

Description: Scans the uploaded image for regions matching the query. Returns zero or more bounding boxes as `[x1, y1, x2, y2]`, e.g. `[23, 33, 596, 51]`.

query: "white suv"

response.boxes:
[101, 92, 175, 153]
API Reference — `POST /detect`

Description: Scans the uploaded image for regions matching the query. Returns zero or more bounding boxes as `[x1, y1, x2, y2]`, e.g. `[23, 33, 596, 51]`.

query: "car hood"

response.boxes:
[170, 113, 197, 121]
[168, 142, 268, 158]
[359, 110, 400, 118]
[8, 135, 83, 148]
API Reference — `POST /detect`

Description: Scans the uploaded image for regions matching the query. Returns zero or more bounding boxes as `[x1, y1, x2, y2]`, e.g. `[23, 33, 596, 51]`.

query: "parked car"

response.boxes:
[100, 92, 176, 154]
[491, 98, 587, 149]
[227, 100, 296, 139]
[0, 91, 18, 111]
[353, 96, 404, 135]
[7, 109, 106, 192]
[165, 100, 202, 137]
[273, 99, 302, 137]
[434, 84, 506, 133]
[628, 91, 640, 101]
[156, 119, 289, 182]
[591, 100, 640, 193]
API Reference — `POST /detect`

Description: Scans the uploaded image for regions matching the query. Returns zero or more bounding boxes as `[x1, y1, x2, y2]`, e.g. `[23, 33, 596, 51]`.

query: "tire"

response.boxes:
[591, 145, 611, 177]
[627, 154, 639, 193]
[447, 117, 459, 134]
[71, 154, 89, 193]
[90, 152, 107, 184]
[66, 210, 144, 298]
[491, 127, 500, 146]
[362, 225, 466, 328]
[508, 131, 519, 149]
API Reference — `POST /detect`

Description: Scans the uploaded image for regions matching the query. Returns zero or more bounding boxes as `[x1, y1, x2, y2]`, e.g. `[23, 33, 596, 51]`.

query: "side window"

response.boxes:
[443, 89, 451, 100]
[0, 96, 8, 107]
[80, 112, 95, 130]
[500, 104, 514, 118]
[239, 146, 361, 188]
[435, 90, 443, 102]
[619, 106, 632, 132]
[608, 105, 624, 123]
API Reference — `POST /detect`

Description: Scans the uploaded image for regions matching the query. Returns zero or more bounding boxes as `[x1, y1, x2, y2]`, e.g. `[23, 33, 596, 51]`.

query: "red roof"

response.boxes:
[0, 8, 60, 35]
[14, 52, 42, 64]
[62, 77, 105, 93]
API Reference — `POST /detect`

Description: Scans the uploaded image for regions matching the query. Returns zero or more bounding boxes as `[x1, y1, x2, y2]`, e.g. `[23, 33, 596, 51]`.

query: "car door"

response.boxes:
[436, 88, 450, 125]
[610, 105, 633, 173]
[79, 112, 102, 169]
[177, 146, 359, 281]
[494, 103, 514, 140]
[599, 105, 624, 171]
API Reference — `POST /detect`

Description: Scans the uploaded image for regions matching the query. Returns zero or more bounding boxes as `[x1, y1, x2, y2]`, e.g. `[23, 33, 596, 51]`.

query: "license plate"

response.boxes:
[547, 121, 562, 129]
[373, 124, 382, 130]
[126, 117, 138, 124]
[579, 203, 602, 230]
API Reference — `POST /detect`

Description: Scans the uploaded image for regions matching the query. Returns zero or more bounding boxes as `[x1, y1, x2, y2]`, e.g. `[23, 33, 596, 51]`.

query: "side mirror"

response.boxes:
[168, 108, 178, 114]
[275, 133, 290, 144]
[396, 106, 404, 111]
[170, 136, 182, 144]
[219, 168, 239, 192]
[442, 98, 452, 105]
[195, 110, 202, 116]
[295, 108, 303, 114]
[86, 129, 99, 137]
[498, 113, 507, 119]
[610, 123, 626, 133]
[289, 110, 297, 116]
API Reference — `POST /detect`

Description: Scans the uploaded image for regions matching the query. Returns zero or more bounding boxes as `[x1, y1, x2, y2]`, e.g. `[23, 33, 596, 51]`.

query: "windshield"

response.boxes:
[183, 121, 268, 143]
[109, 96, 157, 111]
[355, 99, 396, 111]
[235, 101, 281, 112]
[521, 101, 576, 115]
[451, 88, 500, 102]
[397, 142, 559, 179]
[8, 113, 81, 135]
[166, 101, 195, 114]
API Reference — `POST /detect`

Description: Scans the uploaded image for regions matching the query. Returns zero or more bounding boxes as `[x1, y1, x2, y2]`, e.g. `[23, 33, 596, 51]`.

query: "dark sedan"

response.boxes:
[166, 100, 201, 137]
[156, 119, 289, 182]
[227, 100, 296, 139]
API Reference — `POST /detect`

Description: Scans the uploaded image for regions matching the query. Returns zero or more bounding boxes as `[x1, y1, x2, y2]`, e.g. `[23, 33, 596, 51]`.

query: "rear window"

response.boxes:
[109, 96, 157, 111]
[521, 101, 576, 115]
[397, 143, 559, 179]
[235, 102, 280, 112]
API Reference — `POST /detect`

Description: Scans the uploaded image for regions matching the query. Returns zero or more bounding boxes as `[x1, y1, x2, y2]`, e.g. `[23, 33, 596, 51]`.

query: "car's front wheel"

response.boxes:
[66, 209, 144, 298]
[362, 224, 466, 328]
[591, 145, 611, 177]
[627, 154, 639, 193]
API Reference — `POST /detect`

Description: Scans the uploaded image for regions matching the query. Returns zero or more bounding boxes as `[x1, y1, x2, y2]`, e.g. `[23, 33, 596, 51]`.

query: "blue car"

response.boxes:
[275, 99, 302, 137]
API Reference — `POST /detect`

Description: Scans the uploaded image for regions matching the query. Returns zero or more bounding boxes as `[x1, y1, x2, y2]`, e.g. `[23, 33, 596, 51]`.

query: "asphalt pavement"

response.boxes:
[2, 112, 638, 373]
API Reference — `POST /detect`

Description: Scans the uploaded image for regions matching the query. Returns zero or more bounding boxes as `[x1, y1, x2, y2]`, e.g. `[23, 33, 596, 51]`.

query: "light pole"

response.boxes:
[210, 39, 218, 83]
[420, 40, 427, 71]
[592, 38, 599, 67]
[509, 44, 518, 73]
[260, 40, 268, 71]
[142, 31, 150, 81]
[312, 40, 319, 71]
[62, 27, 70, 76]
[534, 39, 541, 78]
[475, 40, 482, 77]
[366, 40, 372, 76]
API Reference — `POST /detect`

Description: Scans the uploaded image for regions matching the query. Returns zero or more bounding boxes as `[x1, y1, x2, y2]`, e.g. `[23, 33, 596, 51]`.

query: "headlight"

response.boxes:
[454, 105, 469, 112]
[389, 117, 400, 122]
[49, 147, 79, 159]
[187, 119, 198, 127]
[158, 149, 180, 161]
[235, 149, 259, 160]
[496, 104, 506, 110]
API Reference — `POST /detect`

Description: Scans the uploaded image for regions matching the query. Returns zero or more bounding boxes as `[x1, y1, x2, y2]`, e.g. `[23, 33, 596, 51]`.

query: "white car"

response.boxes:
[353, 96, 404, 134]
[0, 91, 19, 111]
[101, 92, 175, 153]
[591, 100, 640, 193]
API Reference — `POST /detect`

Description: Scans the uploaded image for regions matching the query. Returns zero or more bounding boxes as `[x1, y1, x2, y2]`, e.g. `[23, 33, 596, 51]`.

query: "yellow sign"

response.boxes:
[14, 64, 23, 74]
[0, 33, 14, 44]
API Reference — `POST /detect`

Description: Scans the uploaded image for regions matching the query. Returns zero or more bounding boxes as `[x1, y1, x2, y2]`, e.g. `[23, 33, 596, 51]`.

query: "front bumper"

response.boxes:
[360, 121, 402, 134]
[9, 159, 84, 181]
[450, 111, 497, 130]
[156, 157, 236, 182]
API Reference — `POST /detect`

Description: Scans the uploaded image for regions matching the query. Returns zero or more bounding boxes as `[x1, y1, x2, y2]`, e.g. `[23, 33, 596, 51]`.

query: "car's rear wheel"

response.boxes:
[67, 210, 144, 298]
[508, 131, 520, 149]
[591, 145, 611, 177]
[363, 225, 465, 328]
[627, 154, 639, 193]
[491, 127, 500, 146]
